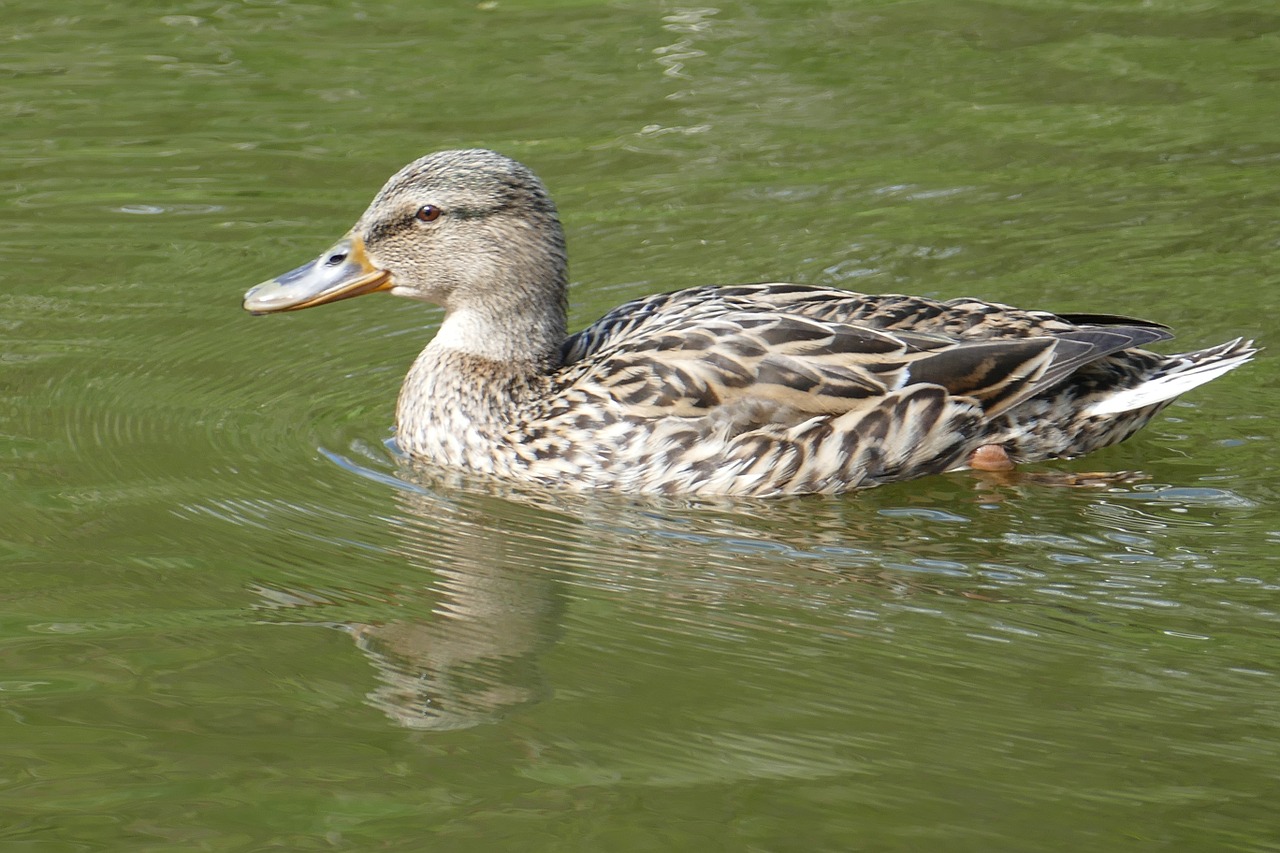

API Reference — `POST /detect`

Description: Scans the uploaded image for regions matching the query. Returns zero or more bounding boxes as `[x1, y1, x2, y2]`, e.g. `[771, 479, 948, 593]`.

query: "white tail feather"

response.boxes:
[1085, 339, 1256, 416]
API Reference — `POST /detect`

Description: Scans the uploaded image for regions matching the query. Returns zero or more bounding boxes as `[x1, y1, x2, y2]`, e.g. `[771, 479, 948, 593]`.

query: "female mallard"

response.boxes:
[244, 149, 1254, 496]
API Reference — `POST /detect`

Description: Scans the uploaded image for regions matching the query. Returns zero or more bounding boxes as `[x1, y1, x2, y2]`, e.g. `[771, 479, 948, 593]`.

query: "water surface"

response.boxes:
[2, 1, 1278, 850]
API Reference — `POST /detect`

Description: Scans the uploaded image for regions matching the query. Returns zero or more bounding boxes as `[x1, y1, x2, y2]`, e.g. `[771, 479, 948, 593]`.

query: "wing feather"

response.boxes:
[553, 283, 1177, 427]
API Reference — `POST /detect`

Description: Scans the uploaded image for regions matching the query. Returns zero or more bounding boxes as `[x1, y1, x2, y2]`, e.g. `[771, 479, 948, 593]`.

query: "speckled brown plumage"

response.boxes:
[245, 150, 1256, 496]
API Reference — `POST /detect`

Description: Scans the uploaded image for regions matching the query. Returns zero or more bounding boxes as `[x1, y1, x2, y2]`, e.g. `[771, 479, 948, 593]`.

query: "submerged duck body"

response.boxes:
[244, 149, 1255, 496]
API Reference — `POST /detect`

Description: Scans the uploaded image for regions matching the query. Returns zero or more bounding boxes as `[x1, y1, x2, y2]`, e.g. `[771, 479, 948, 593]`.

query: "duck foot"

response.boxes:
[968, 444, 1016, 472]
[965, 445, 1147, 487]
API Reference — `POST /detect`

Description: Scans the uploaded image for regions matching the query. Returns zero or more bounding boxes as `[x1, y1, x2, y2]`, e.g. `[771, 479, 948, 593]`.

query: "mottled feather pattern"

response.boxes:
[398, 283, 1254, 495]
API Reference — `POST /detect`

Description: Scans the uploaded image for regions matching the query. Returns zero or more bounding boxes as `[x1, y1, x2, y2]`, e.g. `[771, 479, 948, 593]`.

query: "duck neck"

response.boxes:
[395, 291, 565, 467]
[428, 296, 566, 369]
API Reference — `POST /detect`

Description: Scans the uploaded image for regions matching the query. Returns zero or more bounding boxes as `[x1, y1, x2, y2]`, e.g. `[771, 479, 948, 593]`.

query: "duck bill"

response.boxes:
[243, 233, 391, 314]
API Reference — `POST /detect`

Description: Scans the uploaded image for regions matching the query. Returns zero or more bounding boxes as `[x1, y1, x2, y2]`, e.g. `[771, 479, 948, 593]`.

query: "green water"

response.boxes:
[3, 0, 1279, 849]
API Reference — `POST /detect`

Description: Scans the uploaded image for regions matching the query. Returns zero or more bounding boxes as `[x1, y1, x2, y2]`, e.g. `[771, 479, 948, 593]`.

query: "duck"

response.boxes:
[243, 149, 1255, 496]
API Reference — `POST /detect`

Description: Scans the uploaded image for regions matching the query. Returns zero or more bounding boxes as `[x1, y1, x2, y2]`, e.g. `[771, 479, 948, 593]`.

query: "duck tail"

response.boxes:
[1084, 337, 1258, 416]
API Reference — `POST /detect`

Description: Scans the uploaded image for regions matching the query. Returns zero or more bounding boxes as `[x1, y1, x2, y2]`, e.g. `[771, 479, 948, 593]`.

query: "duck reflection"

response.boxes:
[336, 462, 983, 733]
[342, 470, 568, 731]
[324, 465, 1016, 731]
[256, 446, 1235, 732]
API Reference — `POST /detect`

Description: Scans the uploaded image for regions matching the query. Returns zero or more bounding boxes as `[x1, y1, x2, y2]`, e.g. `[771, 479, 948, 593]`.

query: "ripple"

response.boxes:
[1122, 485, 1259, 509]
[114, 203, 225, 215]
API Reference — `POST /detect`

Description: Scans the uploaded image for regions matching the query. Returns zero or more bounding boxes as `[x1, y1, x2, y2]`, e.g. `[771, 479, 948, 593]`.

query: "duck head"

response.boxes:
[243, 149, 568, 323]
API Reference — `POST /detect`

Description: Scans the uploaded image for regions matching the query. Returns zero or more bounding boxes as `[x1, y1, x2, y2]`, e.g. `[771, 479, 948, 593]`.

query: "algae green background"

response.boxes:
[2, 1, 1278, 849]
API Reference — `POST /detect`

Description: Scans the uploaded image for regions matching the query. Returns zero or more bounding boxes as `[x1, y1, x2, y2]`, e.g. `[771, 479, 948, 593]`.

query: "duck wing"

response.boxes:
[557, 285, 1170, 423]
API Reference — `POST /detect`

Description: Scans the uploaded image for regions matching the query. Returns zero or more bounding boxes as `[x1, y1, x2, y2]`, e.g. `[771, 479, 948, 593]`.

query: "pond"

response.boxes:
[3, 1, 1278, 849]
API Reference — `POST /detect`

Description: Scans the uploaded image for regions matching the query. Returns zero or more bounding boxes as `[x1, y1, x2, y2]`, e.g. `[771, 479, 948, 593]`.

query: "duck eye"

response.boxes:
[415, 205, 441, 223]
